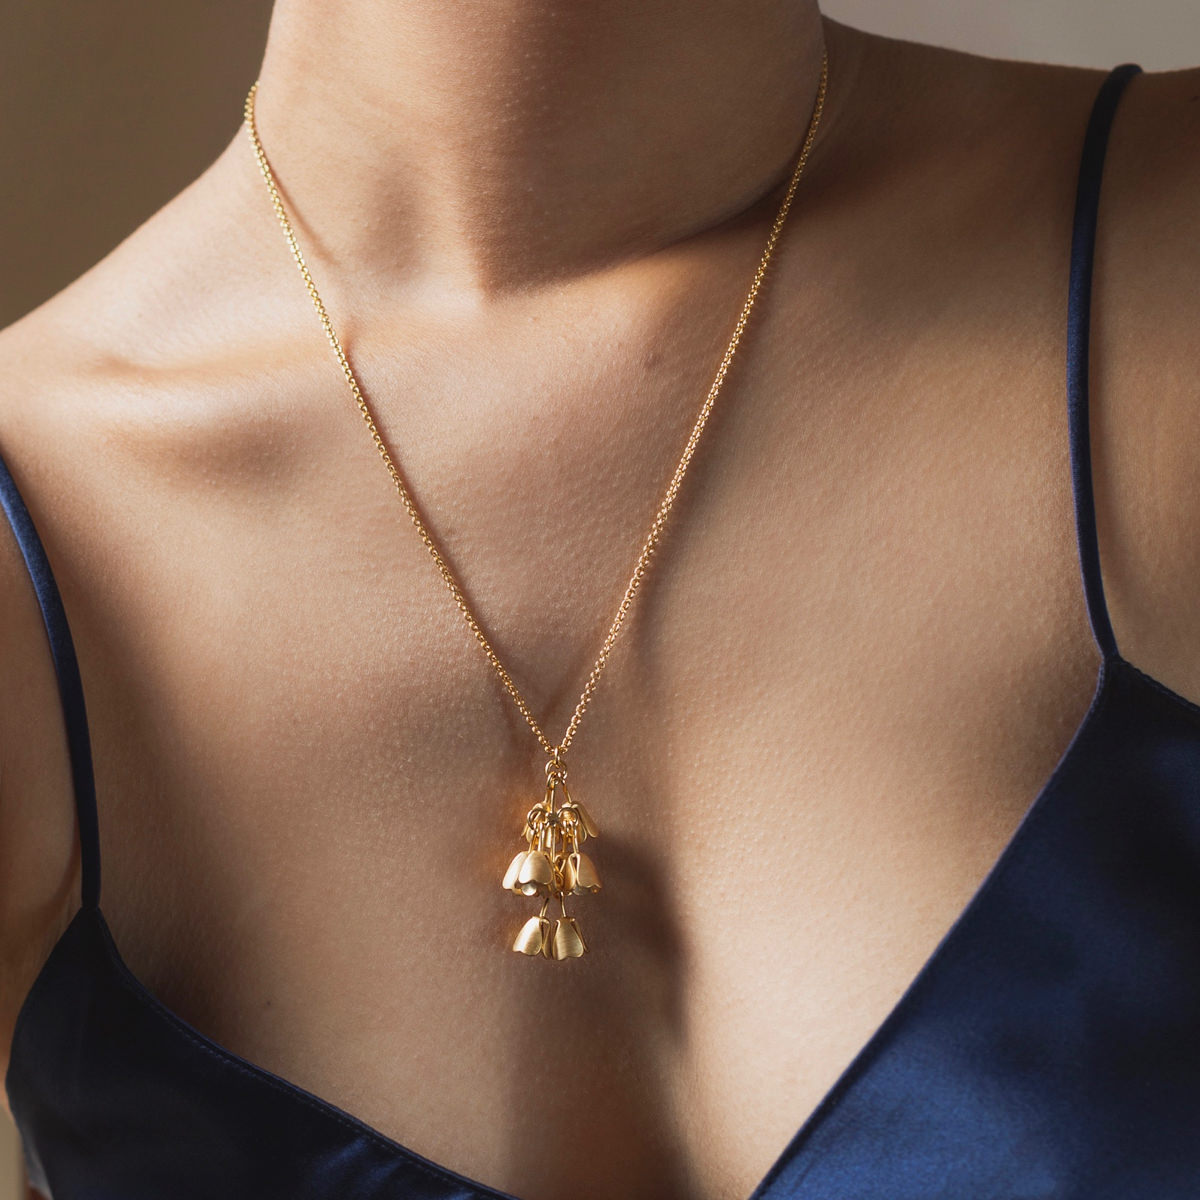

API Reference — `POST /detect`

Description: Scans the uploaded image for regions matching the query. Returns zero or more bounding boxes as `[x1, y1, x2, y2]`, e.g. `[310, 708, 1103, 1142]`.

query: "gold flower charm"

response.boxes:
[503, 757, 600, 960]
[552, 916, 586, 959]
[562, 852, 601, 895]
[512, 901, 554, 958]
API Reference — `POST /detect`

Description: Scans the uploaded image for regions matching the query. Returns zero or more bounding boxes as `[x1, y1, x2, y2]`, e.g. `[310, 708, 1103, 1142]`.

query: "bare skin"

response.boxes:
[1, 5, 1198, 1198]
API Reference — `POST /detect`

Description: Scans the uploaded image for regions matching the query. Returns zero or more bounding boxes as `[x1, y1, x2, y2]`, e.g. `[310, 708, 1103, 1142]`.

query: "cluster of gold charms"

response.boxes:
[502, 757, 601, 960]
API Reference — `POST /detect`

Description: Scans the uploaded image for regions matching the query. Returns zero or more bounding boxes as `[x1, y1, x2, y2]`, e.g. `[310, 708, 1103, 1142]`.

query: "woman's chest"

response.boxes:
[74, 374, 1102, 1199]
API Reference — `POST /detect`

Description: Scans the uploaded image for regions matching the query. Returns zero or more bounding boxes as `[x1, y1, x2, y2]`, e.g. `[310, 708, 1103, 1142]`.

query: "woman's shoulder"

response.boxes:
[0, 124, 334, 565]
[838, 25, 1200, 700]
[0, 133, 301, 1060]
[1076, 56, 1200, 698]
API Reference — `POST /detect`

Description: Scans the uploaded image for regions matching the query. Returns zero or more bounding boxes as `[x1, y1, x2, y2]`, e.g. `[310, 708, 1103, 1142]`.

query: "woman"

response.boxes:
[1, 2, 1197, 1197]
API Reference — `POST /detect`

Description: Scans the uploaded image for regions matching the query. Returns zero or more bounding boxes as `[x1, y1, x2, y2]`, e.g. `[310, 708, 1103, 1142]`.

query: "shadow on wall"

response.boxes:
[0, 0, 273, 329]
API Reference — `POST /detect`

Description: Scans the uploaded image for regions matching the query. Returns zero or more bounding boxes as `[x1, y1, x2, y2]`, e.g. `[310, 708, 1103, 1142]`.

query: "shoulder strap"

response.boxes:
[0, 450, 101, 909]
[1066, 61, 1142, 661]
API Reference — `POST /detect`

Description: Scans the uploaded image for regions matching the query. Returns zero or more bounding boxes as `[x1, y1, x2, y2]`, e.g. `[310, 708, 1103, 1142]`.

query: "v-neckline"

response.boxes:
[14, 651, 1176, 1200]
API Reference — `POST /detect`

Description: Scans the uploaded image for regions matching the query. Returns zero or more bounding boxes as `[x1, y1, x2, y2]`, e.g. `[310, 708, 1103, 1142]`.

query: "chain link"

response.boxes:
[242, 51, 828, 763]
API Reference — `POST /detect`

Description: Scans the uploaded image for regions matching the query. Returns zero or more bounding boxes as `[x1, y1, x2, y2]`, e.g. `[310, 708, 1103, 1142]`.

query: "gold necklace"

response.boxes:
[243, 51, 828, 961]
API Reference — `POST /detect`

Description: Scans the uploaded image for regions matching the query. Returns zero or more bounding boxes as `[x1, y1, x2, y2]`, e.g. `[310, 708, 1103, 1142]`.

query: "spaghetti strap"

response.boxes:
[1066, 61, 1142, 661]
[0, 449, 101, 909]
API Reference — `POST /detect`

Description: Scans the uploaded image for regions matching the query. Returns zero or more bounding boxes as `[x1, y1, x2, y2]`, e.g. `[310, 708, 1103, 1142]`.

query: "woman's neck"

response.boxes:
[253, 0, 835, 301]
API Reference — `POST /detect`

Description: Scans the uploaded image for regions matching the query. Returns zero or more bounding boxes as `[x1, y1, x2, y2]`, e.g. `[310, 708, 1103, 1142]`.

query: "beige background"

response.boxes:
[0, 2, 1194, 1193]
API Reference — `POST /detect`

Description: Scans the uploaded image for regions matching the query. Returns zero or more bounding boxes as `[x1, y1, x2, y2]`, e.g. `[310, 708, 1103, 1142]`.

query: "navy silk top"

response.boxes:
[4, 61, 1199, 1199]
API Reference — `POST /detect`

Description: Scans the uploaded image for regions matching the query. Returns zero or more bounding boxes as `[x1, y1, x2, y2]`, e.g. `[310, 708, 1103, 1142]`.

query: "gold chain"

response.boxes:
[242, 52, 827, 766]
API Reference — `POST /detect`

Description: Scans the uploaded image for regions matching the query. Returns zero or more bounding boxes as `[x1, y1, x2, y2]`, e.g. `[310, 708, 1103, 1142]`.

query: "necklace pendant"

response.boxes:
[502, 756, 601, 960]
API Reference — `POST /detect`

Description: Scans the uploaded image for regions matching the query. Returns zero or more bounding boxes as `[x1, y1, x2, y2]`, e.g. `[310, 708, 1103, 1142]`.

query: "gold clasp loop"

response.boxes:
[544, 750, 567, 783]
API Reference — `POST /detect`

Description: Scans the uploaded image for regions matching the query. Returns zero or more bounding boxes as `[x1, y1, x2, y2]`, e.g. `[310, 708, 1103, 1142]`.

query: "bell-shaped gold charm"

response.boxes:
[513, 914, 552, 957]
[502, 849, 529, 892]
[569, 798, 600, 840]
[562, 851, 601, 895]
[516, 849, 554, 896]
[552, 916, 587, 959]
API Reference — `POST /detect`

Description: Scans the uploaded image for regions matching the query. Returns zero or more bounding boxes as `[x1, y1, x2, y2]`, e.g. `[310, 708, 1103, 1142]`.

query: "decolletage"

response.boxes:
[5, 61, 1200, 1200]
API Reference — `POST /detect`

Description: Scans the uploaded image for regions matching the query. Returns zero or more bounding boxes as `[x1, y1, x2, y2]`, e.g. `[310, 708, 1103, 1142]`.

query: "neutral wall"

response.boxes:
[826, 0, 1196, 69]
[0, 2, 1194, 1195]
